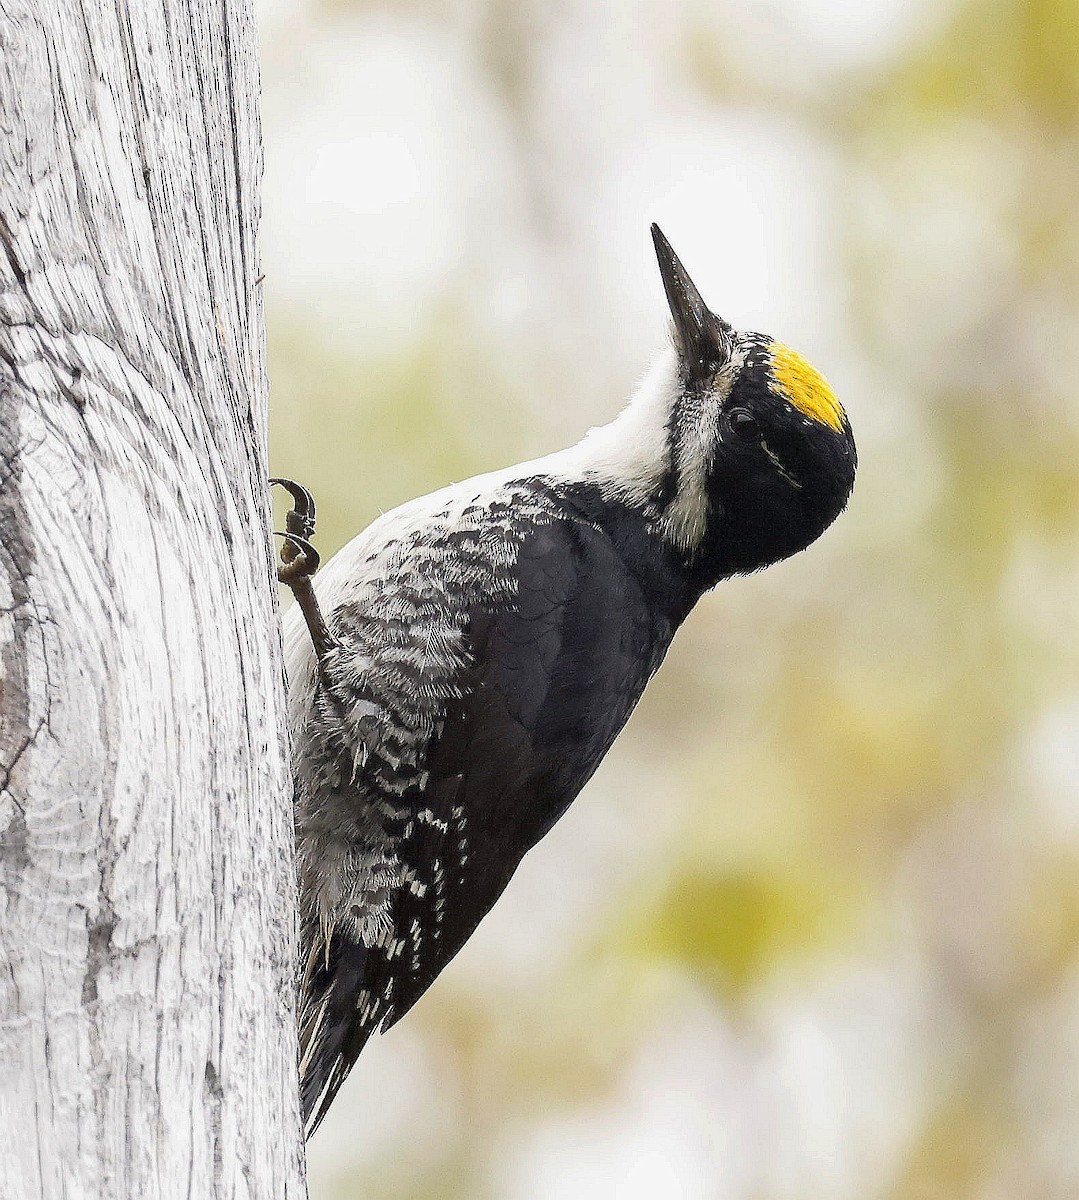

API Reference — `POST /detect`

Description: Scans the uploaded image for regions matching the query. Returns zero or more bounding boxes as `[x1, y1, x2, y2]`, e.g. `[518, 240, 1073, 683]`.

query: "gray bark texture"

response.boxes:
[0, 1, 307, 1197]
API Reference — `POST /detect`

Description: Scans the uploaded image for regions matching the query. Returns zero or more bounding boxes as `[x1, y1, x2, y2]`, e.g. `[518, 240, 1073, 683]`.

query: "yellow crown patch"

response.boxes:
[770, 342, 845, 433]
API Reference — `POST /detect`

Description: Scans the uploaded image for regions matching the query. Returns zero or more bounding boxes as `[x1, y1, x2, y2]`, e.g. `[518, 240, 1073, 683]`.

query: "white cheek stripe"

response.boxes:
[552, 347, 741, 551]
[761, 440, 803, 490]
[660, 354, 741, 550]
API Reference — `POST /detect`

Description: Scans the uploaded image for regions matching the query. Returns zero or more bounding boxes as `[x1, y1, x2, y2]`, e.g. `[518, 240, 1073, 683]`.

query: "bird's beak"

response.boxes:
[651, 224, 733, 381]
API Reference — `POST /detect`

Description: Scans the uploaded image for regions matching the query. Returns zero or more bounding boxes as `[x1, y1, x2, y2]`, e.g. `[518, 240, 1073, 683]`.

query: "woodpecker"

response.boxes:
[278, 224, 856, 1134]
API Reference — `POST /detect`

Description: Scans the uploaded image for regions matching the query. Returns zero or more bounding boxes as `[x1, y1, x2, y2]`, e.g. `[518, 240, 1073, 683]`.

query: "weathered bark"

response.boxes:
[0, 1, 306, 1196]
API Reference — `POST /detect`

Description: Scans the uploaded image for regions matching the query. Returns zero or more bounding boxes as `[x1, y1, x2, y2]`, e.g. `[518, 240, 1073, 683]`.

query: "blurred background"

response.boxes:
[261, 0, 1079, 1195]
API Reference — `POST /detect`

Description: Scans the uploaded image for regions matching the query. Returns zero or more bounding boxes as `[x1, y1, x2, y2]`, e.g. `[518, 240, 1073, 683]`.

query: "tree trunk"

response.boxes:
[0, 1, 306, 1196]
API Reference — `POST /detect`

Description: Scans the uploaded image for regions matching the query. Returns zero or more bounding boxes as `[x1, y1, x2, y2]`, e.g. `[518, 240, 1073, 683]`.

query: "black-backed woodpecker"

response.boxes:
[278, 225, 857, 1134]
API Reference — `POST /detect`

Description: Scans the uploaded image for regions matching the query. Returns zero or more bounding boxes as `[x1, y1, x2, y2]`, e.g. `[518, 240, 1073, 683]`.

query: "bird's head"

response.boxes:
[647, 223, 857, 586]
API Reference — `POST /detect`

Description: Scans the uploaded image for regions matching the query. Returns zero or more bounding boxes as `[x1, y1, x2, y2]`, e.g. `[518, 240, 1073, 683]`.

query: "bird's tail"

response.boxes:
[298, 927, 381, 1137]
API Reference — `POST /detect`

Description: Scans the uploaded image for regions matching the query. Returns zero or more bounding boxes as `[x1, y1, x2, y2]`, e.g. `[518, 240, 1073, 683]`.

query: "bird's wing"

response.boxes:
[297, 506, 674, 1133]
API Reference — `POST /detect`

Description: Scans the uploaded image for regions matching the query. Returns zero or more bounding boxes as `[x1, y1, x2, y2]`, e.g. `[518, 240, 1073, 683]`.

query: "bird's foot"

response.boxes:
[271, 477, 336, 666]
[271, 476, 320, 582]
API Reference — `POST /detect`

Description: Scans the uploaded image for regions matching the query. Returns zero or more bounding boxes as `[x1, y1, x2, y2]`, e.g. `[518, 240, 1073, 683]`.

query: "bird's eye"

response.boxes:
[727, 408, 759, 441]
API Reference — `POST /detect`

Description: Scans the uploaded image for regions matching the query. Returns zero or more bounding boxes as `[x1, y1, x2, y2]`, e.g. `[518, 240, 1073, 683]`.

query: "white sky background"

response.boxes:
[256, 1, 1079, 1197]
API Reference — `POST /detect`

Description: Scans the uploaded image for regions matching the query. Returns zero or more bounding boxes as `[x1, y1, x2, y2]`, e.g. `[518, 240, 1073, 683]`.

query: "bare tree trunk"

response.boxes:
[0, 1, 306, 1196]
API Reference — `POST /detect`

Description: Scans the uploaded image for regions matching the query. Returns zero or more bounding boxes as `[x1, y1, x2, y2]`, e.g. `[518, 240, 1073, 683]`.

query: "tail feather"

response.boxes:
[298, 931, 383, 1136]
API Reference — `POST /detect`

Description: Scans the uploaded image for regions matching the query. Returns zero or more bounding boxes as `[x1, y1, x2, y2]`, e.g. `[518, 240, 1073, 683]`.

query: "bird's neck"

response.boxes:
[550, 350, 715, 556]
[521, 353, 713, 624]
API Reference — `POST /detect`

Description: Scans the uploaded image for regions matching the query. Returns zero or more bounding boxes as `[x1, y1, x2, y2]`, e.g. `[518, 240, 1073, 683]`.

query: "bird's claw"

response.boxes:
[274, 530, 321, 584]
[271, 476, 316, 531]
[270, 476, 336, 668]
[271, 477, 320, 581]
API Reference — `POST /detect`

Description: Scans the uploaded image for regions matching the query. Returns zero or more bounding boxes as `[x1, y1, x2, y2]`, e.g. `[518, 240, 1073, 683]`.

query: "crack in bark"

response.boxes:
[0, 209, 28, 291]
[0, 716, 45, 811]
[81, 890, 117, 1007]
[0, 367, 36, 858]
